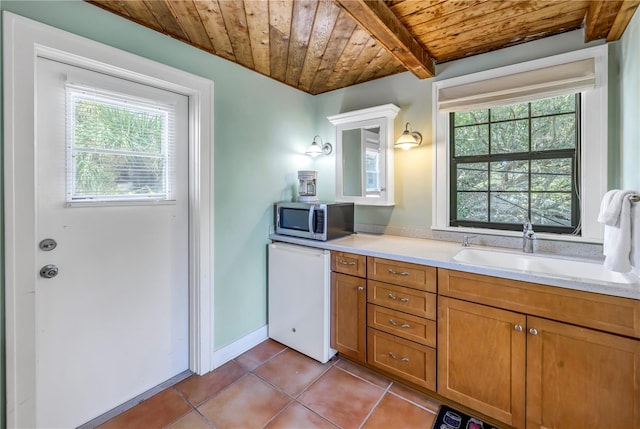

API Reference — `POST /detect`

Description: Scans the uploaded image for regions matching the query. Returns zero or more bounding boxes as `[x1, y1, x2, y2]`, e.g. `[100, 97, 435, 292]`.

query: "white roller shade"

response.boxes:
[438, 58, 595, 112]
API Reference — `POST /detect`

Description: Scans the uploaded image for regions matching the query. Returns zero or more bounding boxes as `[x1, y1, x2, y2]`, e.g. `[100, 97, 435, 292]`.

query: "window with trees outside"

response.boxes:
[450, 93, 580, 234]
[66, 83, 175, 204]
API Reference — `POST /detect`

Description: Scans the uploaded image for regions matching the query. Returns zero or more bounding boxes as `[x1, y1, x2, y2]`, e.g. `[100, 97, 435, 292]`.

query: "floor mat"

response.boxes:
[431, 405, 499, 429]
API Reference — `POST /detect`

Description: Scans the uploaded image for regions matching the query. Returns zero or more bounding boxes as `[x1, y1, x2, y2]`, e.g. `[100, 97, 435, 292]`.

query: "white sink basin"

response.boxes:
[453, 247, 637, 285]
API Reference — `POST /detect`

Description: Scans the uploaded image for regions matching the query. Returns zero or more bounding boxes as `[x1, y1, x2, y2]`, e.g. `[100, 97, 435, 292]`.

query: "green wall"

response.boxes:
[0, 0, 323, 352]
[617, 9, 640, 190]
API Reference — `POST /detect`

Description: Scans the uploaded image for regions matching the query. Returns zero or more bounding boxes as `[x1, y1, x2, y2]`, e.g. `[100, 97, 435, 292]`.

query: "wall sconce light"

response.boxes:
[395, 122, 423, 150]
[305, 135, 333, 157]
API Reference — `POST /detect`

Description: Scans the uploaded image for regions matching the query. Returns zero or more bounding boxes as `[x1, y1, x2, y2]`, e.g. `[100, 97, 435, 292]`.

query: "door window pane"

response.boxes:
[66, 84, 175, 203]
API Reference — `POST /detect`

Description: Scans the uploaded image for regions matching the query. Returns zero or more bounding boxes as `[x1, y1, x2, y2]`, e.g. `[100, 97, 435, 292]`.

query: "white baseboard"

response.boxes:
[212, 325, 269, 369]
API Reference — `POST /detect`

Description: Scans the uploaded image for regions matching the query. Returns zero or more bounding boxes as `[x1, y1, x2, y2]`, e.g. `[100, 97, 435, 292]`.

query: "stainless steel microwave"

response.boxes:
[275, 202, 354, 241]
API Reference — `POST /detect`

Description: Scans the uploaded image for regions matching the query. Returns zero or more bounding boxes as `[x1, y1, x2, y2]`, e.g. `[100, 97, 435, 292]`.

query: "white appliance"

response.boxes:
[268, 242, 336, 363]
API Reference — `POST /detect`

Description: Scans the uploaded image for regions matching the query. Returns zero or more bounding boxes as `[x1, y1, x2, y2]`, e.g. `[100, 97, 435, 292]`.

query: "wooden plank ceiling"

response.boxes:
[86, 0, 639, 95]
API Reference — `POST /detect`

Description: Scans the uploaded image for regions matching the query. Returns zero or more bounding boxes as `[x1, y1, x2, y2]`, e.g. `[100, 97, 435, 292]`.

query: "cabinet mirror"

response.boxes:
[328, 104, 399, 206]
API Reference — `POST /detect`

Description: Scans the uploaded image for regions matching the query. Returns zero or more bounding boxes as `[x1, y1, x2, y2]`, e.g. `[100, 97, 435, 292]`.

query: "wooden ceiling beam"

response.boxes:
[607, 0, 640, 41]
[584, 0, 623, 42]
[333, 0, 435, 78]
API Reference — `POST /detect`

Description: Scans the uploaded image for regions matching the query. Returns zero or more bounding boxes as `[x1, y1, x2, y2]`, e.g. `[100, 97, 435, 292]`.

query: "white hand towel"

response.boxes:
[598, 189, 636, 226]
[631, 202, 640, 274]
[600, 190, 636, 273]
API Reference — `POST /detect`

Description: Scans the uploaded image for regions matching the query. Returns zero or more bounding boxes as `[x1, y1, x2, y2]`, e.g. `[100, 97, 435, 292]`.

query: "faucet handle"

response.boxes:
[462, 235, 477, 247]
[523, 221, 536, 239]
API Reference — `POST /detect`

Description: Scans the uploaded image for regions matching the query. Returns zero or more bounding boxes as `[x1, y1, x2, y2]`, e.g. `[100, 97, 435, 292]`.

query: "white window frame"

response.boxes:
[432, 45, 608, 243]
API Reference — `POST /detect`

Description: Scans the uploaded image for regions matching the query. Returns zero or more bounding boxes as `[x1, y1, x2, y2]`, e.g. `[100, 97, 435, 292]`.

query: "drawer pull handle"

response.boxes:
[388, 293, 410, 303]
[339, 259, 356, 266]
[389, 319, 410, 328]
[388, 268, 409, 276]
[388, 352, 409, 362]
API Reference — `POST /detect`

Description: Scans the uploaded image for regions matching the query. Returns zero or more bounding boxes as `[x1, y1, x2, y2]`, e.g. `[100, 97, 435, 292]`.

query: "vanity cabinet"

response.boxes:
[366, 257, 438, 389]
[330, 251, 367, 363]
[438, 269, 640, 429]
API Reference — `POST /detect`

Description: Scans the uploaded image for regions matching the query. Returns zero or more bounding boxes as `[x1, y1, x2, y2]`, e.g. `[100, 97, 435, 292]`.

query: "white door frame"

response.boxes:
[3, 12, 215, 428]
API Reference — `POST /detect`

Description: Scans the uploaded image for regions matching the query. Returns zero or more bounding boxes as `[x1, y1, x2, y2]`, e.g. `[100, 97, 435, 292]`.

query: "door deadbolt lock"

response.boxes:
[40, 264, 59, 279]
[39, 238, 57, 251]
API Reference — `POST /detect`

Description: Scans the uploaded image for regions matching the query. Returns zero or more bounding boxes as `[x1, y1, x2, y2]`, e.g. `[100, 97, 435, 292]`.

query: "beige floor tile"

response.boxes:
[388, 382, 441, 413]
[254, 348, 331, 396]
[265, 402, 337, 429]
[198, 374, 291, 429]
[335, 359, 392, 389]
[175, 359, 247, 406]
[298, 367, 385, 429]
[235, 339, 287, 370]
[97, 388, 191, 429]
[164, 410, 212, 429]
[362, 392, 436, 429]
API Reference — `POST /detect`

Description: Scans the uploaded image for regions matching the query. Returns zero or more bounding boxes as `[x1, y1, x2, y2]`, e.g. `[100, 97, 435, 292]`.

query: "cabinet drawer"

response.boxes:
[331, 251, 366, 277]
[367, 257, 436, 292]
[439, 269, 640, 339]
[368, 280, 436, 320]
[367, 304, 436, 347]
[367, 328, 436, 390]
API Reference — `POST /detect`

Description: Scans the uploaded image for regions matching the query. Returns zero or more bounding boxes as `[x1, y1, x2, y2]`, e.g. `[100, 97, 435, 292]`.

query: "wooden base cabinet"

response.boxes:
[438, 297, 526, 428]
[526, 316, 640, 429]
[439, 296, 640, 429]
[330, 251, 367, 363]
[331, 272, 366, 363]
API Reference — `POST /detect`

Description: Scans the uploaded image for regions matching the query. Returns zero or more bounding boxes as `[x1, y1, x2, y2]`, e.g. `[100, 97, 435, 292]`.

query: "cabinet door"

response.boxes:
[331, 272, 367, 362]
[527, 317, 640, 429]
[438, 297, 526, 428]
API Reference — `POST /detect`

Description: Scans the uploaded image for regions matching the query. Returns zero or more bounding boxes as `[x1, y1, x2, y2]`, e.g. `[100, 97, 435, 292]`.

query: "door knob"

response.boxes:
[39, 238, 57, 251]
[40, 264, 59, 279]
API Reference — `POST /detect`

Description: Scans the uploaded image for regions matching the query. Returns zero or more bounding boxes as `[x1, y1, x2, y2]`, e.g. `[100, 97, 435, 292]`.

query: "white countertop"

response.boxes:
[269, 233, 640, 301]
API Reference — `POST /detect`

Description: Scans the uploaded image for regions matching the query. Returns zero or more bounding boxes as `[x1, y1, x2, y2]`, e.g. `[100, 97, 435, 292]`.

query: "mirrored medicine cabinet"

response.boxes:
[328, 104, 399, 206]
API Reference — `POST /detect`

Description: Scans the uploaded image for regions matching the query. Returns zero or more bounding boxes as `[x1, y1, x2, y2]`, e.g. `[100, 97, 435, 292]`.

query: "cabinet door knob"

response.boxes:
[514, 324, 523, 332]
[529, 328, 538, 335]
[357, 286, 364, 291]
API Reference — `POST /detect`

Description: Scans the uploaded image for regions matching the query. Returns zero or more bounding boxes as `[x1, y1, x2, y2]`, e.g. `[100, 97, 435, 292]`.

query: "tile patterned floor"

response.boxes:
[97, 339, 441, 429]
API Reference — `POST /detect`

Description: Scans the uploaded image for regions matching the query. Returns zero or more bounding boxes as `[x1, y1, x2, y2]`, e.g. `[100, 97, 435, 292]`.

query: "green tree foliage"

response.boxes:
[452, 94, 577, 228]
[71, 98, 166, 199]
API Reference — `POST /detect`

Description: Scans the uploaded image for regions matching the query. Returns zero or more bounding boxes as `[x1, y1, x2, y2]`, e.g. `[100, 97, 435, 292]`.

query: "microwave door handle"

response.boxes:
[308, 208, 314, 234]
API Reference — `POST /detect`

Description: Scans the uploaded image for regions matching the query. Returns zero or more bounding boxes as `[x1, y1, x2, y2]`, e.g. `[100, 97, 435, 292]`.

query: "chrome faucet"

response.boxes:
[462, 235, 477, 247]
[522, 221, 536, 253]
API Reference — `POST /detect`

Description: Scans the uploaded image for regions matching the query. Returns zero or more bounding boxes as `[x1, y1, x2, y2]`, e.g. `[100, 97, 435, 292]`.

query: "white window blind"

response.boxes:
[437, 58, 595, 112]
[65, 82, 176, 204]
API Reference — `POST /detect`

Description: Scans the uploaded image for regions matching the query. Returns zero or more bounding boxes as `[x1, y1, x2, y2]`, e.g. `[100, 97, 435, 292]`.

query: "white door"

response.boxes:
[35, 57, 189, 428]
